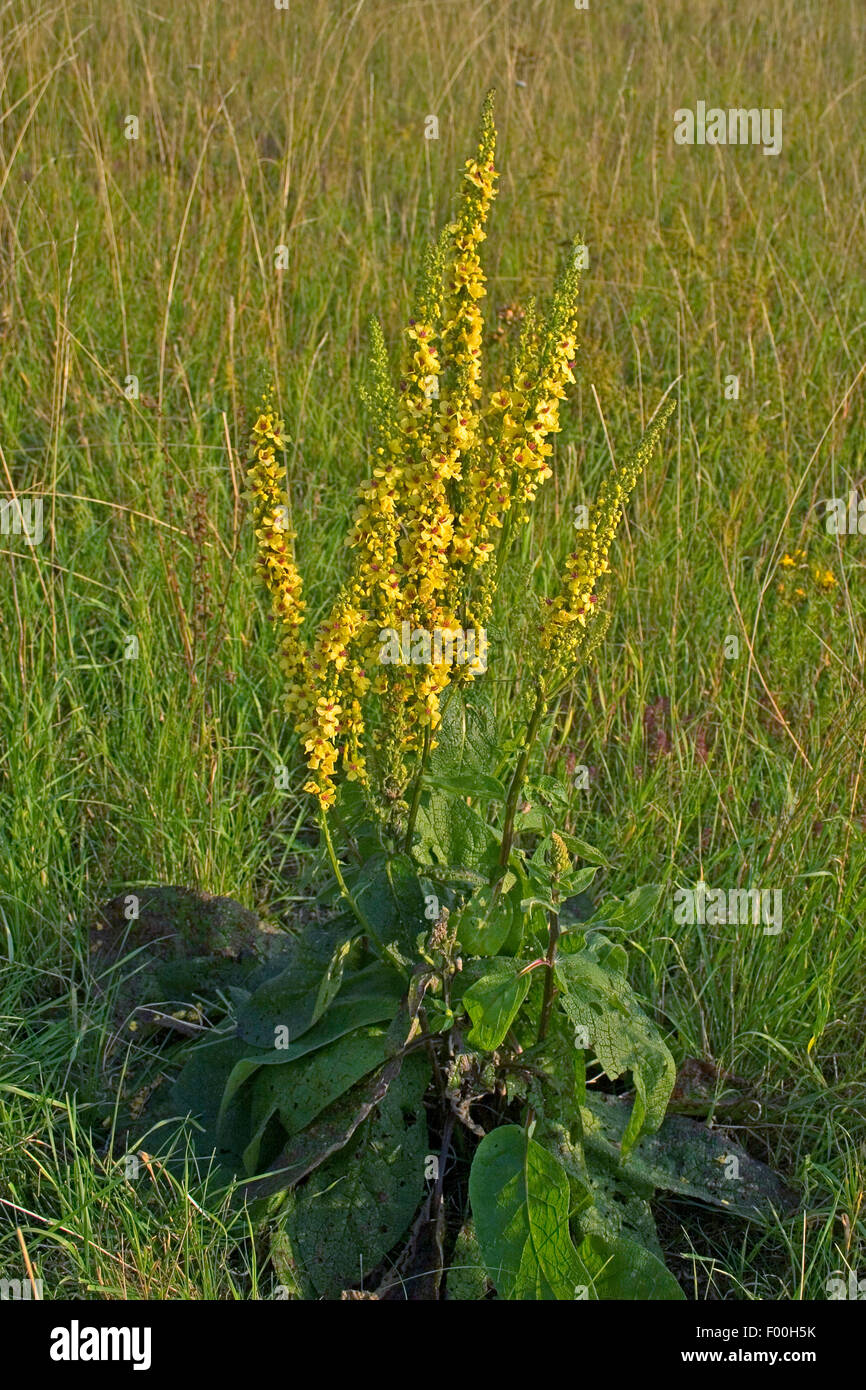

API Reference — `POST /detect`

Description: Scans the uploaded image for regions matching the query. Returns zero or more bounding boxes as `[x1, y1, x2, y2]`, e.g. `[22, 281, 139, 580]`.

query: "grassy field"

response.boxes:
[1, 0, 865, 1300]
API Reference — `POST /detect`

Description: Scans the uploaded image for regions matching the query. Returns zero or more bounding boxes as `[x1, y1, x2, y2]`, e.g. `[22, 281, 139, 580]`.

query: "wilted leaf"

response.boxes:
[581, 1092, 797, 1222]
[276, 1052, 430, 1297]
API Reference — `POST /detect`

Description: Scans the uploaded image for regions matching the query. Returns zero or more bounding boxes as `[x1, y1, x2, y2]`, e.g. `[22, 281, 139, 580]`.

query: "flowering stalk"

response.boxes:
[537, 833, 569, 1044]
[247, 94, 674, 834]
[538, 398, 677, 688]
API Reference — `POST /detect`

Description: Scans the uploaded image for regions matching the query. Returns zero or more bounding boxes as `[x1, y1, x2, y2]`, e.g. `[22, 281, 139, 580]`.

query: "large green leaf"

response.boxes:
[416, 795, 493, 871]
[581, 1092, 797, 1222]
[220, 963, 404, 1134]
[423, 771, 506, 800]
[428, 684, 498, 777]
[241, 1026, 389, 1171]
[469, 1125, 589, 1300]
[556, 832, 611, 867]
[233, 923, 358, 1050]
[344, 852, 428, 970]
[453, 882, 518, 956]
[463, 961, 532, 1049]
[170, 1035, 255, 1173]
[585, 884, 663, 933]
[576, 1232, 685, 1300]
[240, 1061, 400, 1197]
[555, 941, 675, 1156]
[236, 959, 403, 1051]
[277, 1052, 430, 1297]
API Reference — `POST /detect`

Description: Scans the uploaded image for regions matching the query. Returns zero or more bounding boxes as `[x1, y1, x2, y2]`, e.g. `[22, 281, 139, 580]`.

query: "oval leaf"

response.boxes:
[469, 1125, 589, 1300]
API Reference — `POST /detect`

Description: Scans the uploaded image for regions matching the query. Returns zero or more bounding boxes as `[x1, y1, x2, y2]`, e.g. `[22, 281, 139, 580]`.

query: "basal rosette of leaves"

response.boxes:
[167, 94, 790, 1301]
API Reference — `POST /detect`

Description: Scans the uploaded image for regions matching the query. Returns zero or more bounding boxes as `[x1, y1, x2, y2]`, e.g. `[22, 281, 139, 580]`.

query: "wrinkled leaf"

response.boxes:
[581, 1092, 797, 1222]
[446, 1222, 490, 1301]
[424, 771, 506, 800]
[417, 795, 494, 871]
[428, 685, 498, 777]
[277, 1052, 430, 1297]
[555, 942, 675, 1156]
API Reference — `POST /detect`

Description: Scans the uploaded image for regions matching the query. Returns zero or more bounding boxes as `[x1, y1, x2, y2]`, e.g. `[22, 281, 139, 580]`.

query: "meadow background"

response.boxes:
[1, 0, 864, 1299]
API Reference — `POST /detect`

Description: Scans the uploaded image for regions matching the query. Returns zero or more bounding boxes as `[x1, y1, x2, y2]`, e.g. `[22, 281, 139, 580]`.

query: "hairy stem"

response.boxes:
[537, 908, 560, 1043]
[403, 723, 432, 852]
[319, 806, 373, 936]
[498, 682, 548, 872]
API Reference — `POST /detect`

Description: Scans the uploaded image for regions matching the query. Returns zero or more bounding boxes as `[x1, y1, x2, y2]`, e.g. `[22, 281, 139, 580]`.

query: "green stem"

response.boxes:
[537, 907, 560, 1043]
[319, 806, 374, 936]
[403, 723, 432, 853]
[498, 682, 548, 873]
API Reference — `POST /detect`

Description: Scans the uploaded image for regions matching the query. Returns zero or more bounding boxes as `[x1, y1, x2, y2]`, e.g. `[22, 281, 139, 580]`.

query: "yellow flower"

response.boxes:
[248, 94, 670, 821]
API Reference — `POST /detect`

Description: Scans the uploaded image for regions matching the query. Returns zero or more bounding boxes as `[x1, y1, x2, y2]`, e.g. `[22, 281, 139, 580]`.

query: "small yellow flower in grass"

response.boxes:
[812, 565, 837, 590]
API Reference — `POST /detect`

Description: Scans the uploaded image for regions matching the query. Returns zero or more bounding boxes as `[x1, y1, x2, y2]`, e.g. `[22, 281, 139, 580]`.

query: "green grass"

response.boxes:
[1, 0, 864, 1300]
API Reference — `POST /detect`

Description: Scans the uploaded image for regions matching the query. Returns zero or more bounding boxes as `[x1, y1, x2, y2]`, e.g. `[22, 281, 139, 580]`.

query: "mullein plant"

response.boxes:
[248, 92, 673, 832]
[168, 93, 785, 1302]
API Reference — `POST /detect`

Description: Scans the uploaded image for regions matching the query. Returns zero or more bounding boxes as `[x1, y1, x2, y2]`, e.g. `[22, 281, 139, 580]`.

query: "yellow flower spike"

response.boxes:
[539, 397, 677, 684]
[249, 96, 671, 824]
